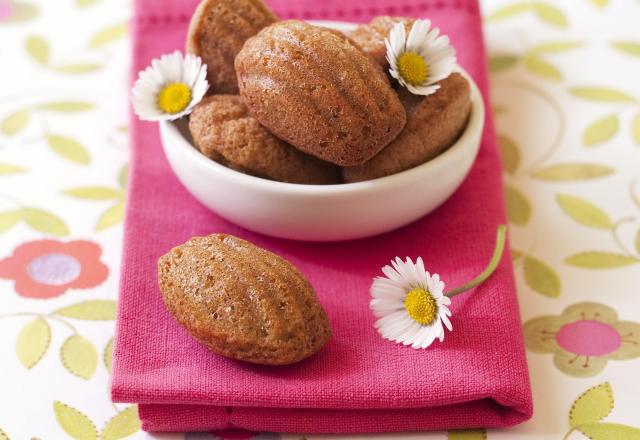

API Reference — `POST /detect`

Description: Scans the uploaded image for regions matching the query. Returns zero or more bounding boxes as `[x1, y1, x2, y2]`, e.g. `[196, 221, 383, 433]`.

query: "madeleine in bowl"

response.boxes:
[157, 12, 484, 241]
[160, 64, 483, 241]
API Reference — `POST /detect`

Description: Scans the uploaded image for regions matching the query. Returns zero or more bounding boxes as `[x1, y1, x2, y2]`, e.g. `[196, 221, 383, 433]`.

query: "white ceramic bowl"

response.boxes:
[159, 21, 484, 242]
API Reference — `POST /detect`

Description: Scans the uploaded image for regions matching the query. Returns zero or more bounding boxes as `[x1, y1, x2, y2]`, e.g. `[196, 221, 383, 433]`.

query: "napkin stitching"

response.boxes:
[225, 406, 233, 427]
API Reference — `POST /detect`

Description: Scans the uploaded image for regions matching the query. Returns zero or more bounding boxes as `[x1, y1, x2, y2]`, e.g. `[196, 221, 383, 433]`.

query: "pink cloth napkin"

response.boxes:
[112, 0, 533, 433]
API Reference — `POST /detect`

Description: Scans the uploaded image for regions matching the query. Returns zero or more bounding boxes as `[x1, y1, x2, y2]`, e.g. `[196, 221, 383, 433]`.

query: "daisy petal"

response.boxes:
[370, 298, 405, 316]
[378, 314, 414, 341]
[435, 321, 445, 343]
[406, 19, 431, 54]
[410, 324, 432, 348]
[399, 321, 422, 345]
[440, 311, 453, 331]
[420, 325, 439, 349]
[391, 21, 407, 54]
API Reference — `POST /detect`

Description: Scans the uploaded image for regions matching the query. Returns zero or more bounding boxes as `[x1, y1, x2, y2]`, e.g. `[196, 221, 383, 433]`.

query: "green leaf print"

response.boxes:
[570, 87, 637, 103]
[118, 164, 128, 189]
[0, 163, 27, 175]
[22, 207, 69, 236]
[566, 252, 639, 269]
[101, 406, 141, 440]
[447, 429, 487, 439]
[632, 112, 640, 146]
[54, 300, 117, 320]
[531, 40, 582, 53]
[611, 41, 640, 57]
[532, 2, 567, 27]
[583, 114, 619, 146]
[46, 134, 91, 165]
[37, 101, 94, 112]
[16, 318, 51, 369]
[96, 201, 125, 231]
[0, 211, 23, 233]
[498, 135, 520, 174]
[532, 163, 614, 181]
[53, 401, 98, 440]
[90, 23, 128, 48]
[523, 255, 561, 297]
[524, 55, 562, 80]
[104, 337, 114, 374]
[64, 186, 123, 200]
[60, 335, 98, 380]
[556, 194, 613, 229]
[579, 423, 640, 439]
[487, 3, 530, 22]
[570, 382, 614, 428]
[489, 55, 519, 73]
[565, 383, 640, 439]
[77, 0, 99, 7]
[55, 63, 102, 74]
[505, 185, 531, 226]
[25, 35, 50, 65]
[1, 109, 30, 135]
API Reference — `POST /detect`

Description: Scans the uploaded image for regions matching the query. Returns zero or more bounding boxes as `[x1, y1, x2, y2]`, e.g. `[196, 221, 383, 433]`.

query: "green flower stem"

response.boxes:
[445, 224, 507, 298]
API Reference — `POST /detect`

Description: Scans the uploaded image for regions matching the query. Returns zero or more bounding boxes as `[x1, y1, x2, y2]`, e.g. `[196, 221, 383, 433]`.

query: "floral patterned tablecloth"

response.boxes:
[1, 0, 639, 438]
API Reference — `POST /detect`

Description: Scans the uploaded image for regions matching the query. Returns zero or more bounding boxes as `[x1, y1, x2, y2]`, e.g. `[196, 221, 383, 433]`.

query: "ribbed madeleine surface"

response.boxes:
[186, 0, 278, 94]
[189, 95, 341, 184]
[235, 20, 407, 166]
[342, 73, 471, 182]
[158, 234, 332, 365]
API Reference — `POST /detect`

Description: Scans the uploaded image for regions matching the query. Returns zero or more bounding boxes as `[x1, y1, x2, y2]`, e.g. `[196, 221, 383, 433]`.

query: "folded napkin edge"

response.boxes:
[134, 396, 532, 433]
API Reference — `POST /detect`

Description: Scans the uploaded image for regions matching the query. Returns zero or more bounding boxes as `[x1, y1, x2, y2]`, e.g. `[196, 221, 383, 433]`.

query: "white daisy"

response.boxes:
[132, 50, 208, 121]
[385, 19, 457, 96]
[370, 257, 452, 349]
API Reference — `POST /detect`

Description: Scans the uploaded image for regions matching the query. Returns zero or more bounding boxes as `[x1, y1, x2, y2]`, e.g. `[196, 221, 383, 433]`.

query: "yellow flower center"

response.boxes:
[157, 82, 192, 114]
[404, 287, 438, 325]
[397, 52, 428, 86]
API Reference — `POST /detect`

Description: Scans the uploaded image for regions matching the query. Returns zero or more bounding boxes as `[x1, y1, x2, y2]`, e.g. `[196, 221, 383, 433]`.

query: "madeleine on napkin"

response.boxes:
[158, 234, 331, 365]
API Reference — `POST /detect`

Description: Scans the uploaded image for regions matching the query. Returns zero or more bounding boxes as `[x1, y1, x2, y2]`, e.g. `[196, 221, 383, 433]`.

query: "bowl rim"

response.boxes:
[160, 24, 485, 197]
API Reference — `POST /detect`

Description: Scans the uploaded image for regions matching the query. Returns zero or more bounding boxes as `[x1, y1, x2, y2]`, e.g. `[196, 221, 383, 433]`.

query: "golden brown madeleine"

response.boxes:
[342, 73, 471, 182]
[158, 234, 332, 366]
[186, 0, 278, 94]
[189, 95, 341, 184]
[350, 16, 415, 70]
[235, 20, 407, 166]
